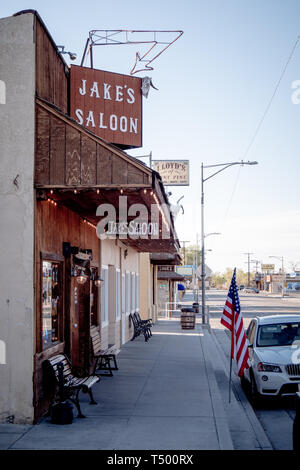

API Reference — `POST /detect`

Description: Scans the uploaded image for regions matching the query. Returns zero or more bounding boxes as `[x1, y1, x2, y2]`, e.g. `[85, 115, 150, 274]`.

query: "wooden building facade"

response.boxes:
[0, 10, 180, 423]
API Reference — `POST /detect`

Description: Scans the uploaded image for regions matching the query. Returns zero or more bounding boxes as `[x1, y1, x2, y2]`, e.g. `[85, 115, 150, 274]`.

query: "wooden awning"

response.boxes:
[35, 98, 152, 189]
[35, 98, 180, 254]
[157, 271, 185, 281]
[150, 252, 182, 265]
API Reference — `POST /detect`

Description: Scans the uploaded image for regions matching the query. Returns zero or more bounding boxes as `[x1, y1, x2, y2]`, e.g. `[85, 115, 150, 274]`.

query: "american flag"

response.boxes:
[221, 268, 250, 377]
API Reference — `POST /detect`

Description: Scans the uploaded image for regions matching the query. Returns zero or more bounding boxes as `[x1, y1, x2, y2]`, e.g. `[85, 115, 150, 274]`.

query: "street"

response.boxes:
[207, 289, 300, 450]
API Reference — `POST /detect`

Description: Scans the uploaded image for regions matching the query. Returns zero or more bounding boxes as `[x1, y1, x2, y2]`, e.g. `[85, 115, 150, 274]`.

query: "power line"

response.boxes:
[242, 35, 300, 160]
[221, 164, 242, 228]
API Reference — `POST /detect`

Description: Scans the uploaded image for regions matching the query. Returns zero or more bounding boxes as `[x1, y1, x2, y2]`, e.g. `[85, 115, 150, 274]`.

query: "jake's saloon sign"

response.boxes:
[70, 65, 142, 148]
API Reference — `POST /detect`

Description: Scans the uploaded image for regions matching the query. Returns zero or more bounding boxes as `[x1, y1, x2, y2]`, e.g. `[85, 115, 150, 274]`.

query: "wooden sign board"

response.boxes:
[261, 264, 275, 271]
[70, 65, 142, 148]
[152, 160, 189, 186]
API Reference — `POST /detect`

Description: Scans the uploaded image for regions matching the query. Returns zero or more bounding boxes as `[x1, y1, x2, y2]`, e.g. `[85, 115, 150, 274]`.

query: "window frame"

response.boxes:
[131, 272, 135, 314]
[125, 270, 130, 316]
[116, 269, 121, 321]
[40, 252, 64, 352]
[101, 265, 109, 327]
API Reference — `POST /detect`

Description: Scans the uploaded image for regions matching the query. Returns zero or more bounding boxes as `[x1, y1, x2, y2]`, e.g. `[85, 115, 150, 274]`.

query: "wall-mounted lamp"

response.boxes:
[57, 45, 77, 61]
[76, 268, 88, 285]
[94, 276, 103, 287]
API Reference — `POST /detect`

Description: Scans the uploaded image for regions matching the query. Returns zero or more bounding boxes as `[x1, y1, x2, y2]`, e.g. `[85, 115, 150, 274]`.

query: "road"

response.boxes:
[206, 289, 300, 450]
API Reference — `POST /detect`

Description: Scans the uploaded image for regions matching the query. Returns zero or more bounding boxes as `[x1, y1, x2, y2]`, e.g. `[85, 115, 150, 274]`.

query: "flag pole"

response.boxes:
[221, 267, 250, 404]
[229, 269, 236, 403]
[229, 356, 232, 403]
[229, 308, 235, 403]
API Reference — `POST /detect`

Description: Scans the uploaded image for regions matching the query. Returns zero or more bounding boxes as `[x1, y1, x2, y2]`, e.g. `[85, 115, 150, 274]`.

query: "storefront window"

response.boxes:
[42, 260, 61, 350]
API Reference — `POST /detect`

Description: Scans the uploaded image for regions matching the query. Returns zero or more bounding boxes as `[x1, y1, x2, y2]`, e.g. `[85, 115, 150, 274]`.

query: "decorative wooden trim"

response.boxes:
[35, 183, 151, 189]
[36, 98, 152, 176]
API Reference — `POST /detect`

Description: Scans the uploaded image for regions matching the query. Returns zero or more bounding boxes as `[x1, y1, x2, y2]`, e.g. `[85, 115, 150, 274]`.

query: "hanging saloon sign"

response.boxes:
[152, 160, 189, 186]
[70, 65, 142, 148]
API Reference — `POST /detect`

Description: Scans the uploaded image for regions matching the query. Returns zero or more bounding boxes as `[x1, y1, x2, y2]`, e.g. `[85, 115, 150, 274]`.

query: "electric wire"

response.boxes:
[221, 164, 242, 228]
[242, 35, 300, 160]
[220, 36, 300, 231]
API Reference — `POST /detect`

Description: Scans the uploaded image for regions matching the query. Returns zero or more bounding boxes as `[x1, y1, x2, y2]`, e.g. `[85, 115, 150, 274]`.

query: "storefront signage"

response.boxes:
[152, 160, 189, 186]
[158, 266, 174, 272]
[176, 266, 193, 276]
[261, 264, 275, 271]
[70, 65, 142, 148]
[106, 221, 158, 237]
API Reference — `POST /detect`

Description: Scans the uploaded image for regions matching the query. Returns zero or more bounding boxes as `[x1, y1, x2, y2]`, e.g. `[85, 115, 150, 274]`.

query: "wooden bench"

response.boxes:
[129, 313, 151, 342]
[135, 312, 153, 338]
[90, 325, 120, 377]
[44, 353, 100, 418]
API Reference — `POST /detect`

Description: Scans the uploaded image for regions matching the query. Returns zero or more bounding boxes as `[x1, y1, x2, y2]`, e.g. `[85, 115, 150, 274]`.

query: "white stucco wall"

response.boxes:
[0, 13, 35, 423]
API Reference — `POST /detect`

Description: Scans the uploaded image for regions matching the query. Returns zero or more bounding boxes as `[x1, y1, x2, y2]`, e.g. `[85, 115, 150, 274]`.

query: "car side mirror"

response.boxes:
[248, 344, 253, 349]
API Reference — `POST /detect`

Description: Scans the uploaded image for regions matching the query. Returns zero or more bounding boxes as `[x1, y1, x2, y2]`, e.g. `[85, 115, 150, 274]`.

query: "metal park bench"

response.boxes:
[129, 313, 151, 342]
[134, 312, 153, 338]
[90, 325, 120, 377]
[44, 353, 99, 418]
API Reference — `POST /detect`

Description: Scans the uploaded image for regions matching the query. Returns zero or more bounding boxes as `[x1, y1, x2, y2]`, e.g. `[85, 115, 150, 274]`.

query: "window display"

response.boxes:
[42, 261, 61, 349]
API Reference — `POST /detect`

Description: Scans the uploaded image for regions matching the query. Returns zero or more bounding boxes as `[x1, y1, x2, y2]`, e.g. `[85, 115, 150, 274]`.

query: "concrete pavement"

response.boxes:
[0, 291, 272, 450]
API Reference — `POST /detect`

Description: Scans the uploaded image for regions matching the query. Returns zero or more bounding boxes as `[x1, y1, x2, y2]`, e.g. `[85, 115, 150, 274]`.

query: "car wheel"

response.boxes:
[250, 371, 262, 408]
[240, 373, 248, 392]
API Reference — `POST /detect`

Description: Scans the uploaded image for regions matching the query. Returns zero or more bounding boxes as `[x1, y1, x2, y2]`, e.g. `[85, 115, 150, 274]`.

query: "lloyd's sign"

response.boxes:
[152, 160, 189, 186]
[70, 65, 142, 148]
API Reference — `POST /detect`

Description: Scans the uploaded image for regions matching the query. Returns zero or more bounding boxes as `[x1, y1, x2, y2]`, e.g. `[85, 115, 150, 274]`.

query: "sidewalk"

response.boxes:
[0, 295, 272, 450]
[0, 320, 233, 450]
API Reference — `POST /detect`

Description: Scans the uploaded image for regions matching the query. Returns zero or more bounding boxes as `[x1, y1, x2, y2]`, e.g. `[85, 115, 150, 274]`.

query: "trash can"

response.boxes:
[50, 401, 73, 425]
[50, 361, 73, 424]
[193, 302, 199, 313]
[181, 307, 195, 329]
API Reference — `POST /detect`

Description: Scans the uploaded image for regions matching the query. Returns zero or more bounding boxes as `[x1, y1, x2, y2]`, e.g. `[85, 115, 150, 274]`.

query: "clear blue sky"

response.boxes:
[2, 0, 300, 273]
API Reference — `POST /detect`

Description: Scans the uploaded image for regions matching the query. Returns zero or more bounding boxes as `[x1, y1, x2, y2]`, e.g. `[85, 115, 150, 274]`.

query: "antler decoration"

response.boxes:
[81, 30, 184, 75]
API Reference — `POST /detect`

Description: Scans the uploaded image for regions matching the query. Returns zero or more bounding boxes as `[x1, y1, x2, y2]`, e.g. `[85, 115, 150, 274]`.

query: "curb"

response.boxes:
[199, 325, 234, 450]
[209, 328, 273, 450]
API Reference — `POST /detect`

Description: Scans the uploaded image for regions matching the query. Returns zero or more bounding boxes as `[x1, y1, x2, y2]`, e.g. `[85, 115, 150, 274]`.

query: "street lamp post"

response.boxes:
[201, 160, 258, 323]
[251, 259, 261, 289]
[269, 255, 285, 298]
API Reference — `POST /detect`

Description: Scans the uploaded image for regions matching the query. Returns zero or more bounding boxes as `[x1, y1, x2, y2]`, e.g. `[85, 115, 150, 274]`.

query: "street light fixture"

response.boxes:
[201, 160, 258, 323]
[269, 255, 285, 298]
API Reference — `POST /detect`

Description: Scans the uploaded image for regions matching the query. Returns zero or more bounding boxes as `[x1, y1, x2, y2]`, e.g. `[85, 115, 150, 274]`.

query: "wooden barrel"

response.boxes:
[181, 309, 195, 329]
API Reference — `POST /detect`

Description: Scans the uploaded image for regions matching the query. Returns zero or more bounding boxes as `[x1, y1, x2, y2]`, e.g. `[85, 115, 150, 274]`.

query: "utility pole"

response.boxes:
[201, 160, 258, 324]
[180, 241, 190, 266]
[244, 252, 254, 287]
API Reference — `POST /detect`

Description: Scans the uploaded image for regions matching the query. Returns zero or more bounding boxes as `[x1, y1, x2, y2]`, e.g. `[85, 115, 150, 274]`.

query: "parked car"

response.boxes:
[241, 315, 300, 405]
[241, 287, 259, 294]
[239, 285, 245, 290]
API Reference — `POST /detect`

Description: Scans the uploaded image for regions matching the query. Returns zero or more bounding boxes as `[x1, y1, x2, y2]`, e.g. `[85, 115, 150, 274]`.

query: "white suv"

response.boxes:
[242, 315, 300, 404]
